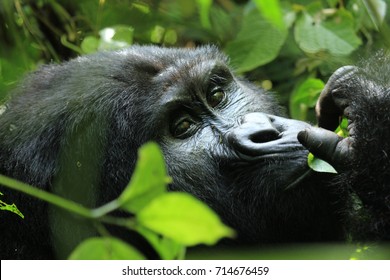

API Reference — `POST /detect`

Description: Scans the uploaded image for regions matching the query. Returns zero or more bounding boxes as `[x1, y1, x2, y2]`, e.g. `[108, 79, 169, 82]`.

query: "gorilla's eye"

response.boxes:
[207, 89, 225, 108]
[172, 118, 194, 138]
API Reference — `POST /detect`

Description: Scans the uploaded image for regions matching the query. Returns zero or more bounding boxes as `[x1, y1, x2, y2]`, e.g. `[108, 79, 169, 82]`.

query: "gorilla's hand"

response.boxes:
[298, 66, 358, 171]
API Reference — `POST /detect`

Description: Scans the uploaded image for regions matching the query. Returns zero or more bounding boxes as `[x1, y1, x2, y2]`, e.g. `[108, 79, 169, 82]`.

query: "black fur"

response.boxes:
[0, 46, 389, 259]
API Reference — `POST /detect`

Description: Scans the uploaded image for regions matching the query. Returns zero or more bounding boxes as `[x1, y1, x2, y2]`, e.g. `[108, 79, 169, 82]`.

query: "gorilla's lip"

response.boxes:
[234, 143, 308, 162]
[234, 147, 312, 191]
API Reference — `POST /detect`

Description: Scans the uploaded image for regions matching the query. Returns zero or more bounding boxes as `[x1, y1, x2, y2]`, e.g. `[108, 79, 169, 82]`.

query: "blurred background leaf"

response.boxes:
[1, 0, 389, 124]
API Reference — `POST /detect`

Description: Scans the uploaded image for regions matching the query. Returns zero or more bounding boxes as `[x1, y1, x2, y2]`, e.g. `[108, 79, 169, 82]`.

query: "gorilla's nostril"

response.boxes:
[250, 129, 280, 143]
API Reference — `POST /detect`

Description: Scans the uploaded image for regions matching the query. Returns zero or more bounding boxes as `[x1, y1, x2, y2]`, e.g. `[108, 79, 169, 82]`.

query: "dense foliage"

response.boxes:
[1, 0, 389, 121]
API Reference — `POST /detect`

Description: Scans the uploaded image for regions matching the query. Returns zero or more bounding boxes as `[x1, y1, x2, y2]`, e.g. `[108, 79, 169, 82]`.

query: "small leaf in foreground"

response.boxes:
[137, 192, 235, 246]
[0, 192, 24, 219]
[308, 152, 337, 174]
[68, 237, 145, 260]
[335, 117, 349, 138]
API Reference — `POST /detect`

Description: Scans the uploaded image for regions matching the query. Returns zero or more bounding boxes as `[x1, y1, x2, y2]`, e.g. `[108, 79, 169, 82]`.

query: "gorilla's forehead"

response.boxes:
[120, 46, 231, 100]
[154, 60, 229, 96]
[121, 45, 229, 80]
[120, 44, 228, 62]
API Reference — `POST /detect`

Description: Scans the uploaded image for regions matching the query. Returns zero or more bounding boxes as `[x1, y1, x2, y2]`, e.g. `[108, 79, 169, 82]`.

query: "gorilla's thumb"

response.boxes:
[298, 127, 344, 168]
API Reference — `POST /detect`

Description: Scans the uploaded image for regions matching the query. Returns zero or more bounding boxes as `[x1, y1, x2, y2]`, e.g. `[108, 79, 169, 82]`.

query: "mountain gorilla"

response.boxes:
[0, 46, 389, 259]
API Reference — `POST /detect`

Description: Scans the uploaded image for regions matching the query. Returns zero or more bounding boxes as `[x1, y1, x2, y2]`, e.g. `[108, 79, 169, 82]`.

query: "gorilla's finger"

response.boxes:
[298, 127, 353, 170]
[315, 66, 357, 130]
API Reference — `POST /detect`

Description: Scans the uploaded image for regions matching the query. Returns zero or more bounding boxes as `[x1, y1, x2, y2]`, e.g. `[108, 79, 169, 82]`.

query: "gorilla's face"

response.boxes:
[132, 47, 314, 241]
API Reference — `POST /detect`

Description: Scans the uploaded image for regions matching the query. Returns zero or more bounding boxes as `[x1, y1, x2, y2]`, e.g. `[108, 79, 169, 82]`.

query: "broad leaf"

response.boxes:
[137, 192, 235, 246]
[294, 7, 361, 55]
[225, 8, 287, 73]
[253, 0, 285, 30]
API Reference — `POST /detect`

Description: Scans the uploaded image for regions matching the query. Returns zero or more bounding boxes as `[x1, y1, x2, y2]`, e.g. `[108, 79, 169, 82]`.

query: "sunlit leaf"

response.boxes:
[137, 192, 235, 246]
[0, 192, 24, 219]
[196, 0, 212, 28]
[253, 0, 285, 30]
[118, 142, 170, 213]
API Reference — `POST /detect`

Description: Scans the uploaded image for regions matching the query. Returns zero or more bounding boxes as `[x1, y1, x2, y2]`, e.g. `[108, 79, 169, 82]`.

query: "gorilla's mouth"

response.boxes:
[234, 143, 307, 162]
[227, 146, 311, 191]
[264, 149, 312, 190]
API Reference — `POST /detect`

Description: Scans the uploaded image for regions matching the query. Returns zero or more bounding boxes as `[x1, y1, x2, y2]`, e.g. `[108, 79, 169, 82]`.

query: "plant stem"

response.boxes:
[91, 200, 121, 218]
[0, 174, 92, 218]
[0, 174, 123, 220]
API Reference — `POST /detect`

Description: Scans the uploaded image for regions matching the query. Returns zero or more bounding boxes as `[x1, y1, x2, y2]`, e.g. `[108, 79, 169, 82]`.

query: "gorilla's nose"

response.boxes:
[227, 113, 281, 157]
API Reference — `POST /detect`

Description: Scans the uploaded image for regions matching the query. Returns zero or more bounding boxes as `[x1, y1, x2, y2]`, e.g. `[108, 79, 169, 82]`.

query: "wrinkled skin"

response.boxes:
[0, 46, 389, 259]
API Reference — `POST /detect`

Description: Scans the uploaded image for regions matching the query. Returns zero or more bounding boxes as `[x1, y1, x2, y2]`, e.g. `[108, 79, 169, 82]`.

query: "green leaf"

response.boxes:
[137, 192, 235, 246]
[0, 192, 24, 219]
[335, 117, 349, 138]
[118, 142, 170, 213]
[326, 0, 340, 8]
[150, 25, 165, 43]
[253, 0, 285, 30]
[136, 226, 185, 260]
[163, 29, 178, 45]
[290, 78, 324, 120]
[308, 153, 337, 174]
[294, 7, 362, 55]
[225, 8, 287, 73]
[81, 36, 99, 54]
[69, 237, 145, 260]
